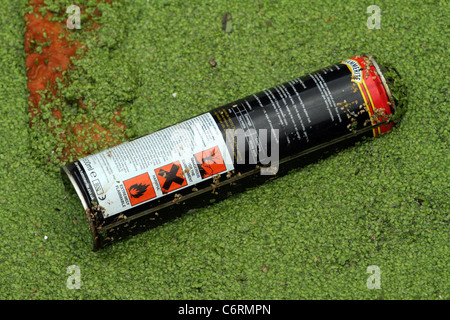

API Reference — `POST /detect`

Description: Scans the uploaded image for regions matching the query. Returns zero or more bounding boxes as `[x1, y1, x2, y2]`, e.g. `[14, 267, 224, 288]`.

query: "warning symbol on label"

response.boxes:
[123, 172, 156, 206]
[155, 161, 187, 194]
[194, 146, 227, 179]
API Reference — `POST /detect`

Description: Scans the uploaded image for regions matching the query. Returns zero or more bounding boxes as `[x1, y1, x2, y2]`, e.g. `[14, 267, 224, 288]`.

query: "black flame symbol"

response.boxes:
[128, 183, 149, 198]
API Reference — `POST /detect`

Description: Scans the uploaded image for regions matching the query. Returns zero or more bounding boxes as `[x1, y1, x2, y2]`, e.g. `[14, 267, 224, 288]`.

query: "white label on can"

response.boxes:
[342, 59, 362, 83]
[78, 113, 234, 218]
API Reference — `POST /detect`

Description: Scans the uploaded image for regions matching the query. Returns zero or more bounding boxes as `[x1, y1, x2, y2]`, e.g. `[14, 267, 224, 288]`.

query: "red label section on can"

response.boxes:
[342, 55, 394, 135]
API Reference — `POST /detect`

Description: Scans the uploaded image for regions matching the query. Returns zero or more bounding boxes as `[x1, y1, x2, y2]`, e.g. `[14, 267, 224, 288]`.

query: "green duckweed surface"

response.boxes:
[0, 0, 448, 299]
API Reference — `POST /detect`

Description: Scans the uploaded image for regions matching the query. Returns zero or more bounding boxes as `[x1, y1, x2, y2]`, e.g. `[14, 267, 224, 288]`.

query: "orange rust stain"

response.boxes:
[25, 0, 125, 162]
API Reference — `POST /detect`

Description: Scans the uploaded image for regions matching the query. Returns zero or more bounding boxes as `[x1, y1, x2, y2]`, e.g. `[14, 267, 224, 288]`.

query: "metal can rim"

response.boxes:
[62, 165, 100, 250]
[365, 54, 397, 115]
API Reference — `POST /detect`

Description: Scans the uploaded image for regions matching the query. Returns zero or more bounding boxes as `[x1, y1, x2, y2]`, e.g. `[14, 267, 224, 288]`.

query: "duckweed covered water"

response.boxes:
[0, 0, 448, 299]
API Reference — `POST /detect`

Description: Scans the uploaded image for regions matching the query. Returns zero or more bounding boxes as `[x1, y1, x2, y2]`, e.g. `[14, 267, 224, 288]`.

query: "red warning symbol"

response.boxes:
[194, 146, 227, 179]
[155, 161, 187, 194]
[123, 172, 156, 206]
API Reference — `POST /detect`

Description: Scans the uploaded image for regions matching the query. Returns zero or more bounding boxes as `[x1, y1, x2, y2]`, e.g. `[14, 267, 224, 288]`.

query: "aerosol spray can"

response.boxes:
[62, 54, 403, 250]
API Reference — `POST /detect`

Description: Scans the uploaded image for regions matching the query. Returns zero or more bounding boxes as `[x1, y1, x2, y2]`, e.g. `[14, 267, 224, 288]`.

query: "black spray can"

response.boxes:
[62, 54, 402, 250]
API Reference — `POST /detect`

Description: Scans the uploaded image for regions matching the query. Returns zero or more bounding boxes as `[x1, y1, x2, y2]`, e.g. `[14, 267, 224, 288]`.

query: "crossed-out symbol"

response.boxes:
[158, 163, 185, 190]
